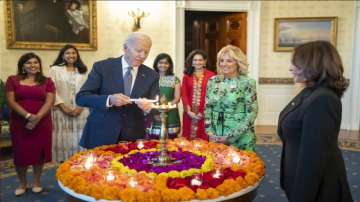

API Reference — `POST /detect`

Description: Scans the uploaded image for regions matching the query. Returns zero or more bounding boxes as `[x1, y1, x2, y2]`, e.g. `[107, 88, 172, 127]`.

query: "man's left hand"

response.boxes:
[135, 98, 153, 113]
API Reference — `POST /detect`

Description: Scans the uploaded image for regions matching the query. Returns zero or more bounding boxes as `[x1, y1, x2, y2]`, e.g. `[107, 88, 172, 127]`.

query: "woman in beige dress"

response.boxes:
[49, 44, 88, 162]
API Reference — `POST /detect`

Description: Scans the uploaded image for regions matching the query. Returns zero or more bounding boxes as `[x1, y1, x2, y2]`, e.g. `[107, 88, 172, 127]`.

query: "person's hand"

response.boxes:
[25, 114, 40, 130]
[59, 104, 75, 115]
[70, 107, 83, 117]
[109, 93, 131, 107]
[195, 113, 203, 120]
[187, 111, 197, 120]
[135, 98, 153, 113]
[209, 134, 227, 144]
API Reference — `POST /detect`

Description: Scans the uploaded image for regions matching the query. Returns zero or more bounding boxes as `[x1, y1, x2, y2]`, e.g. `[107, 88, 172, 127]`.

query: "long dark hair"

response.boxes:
[292, 40, 348, 97]
[184, 49, 208, 76]
[153, 53, 174, 76]
[17, 52, 46, 84]
[51, 44, 87, 74]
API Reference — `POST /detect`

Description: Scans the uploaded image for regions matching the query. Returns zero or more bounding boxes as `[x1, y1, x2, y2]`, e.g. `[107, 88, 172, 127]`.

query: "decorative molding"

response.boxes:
[259, 77, 294, 85]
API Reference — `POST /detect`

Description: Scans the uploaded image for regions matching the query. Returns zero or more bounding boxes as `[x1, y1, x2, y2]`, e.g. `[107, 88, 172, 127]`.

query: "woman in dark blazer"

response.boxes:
[278, 41, 353, 202]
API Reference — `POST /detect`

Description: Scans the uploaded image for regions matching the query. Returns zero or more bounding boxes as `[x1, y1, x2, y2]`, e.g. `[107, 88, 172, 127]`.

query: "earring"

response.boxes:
[22, 68, 26, 74]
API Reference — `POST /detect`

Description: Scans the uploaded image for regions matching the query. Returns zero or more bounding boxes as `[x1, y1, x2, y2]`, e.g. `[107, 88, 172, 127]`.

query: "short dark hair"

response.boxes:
[184, 49, 208, 76]
[51, 44, 87, 74]
[17, 52, 46, 84]
[153, 53, 174, 76]
[292, 40, 348, 97]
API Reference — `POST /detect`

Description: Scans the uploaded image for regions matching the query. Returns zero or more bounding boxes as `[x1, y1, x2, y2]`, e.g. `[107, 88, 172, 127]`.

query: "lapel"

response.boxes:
[131, 64, 147, 98]
[111, 57, 124, 93]
[278, 87, 313, 126]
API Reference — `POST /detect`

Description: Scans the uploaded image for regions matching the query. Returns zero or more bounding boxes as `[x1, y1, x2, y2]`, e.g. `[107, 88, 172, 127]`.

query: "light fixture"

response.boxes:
[128, 8, 150, 32]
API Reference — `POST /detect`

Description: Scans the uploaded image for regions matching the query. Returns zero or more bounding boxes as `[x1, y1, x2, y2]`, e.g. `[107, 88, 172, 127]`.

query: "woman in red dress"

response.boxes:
[181, 50, 215, 140]
[6, 53, 55, 196]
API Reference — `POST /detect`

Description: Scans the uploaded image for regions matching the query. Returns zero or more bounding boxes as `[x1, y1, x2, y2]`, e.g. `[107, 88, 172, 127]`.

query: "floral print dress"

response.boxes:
[205, 75, 258, 151]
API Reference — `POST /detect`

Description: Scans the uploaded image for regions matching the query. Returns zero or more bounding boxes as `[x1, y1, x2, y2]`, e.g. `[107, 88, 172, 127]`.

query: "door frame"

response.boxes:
[174, 1, 261, 82]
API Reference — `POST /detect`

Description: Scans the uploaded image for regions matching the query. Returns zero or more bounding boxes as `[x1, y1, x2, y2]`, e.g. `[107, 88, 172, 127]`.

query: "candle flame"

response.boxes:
[84, 154, 96, 170]
[137, 141, 144, 149]
[129, 177, 138, 188]
[106, 171, 115, 181]
[212, 169, 222, 179]
[191, 177, 202, 186]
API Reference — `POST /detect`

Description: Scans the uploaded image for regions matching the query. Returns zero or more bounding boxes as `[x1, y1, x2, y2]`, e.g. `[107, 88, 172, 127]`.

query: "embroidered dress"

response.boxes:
[181, 70, 215, 140]
[49, 66, 89, 162]
[148, 75, 180, 139]
[205, 75, 258, 151]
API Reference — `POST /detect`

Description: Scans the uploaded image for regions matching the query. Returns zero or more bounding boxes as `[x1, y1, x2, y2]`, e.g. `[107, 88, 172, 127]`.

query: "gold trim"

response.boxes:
[274, 17, 338, 52]
[5, 0, 97, 50]
[259, 77, 294, 85]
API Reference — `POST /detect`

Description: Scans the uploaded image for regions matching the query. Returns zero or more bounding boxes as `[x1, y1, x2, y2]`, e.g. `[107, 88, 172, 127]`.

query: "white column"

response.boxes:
[341, 2, 360, 131]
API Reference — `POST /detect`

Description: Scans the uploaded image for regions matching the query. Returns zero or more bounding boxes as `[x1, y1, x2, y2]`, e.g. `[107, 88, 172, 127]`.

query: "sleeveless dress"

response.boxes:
[147, 75, 180, 139]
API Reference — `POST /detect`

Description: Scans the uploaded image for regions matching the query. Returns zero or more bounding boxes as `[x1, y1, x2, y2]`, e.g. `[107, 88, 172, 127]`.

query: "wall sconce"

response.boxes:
[128, 8, 150, 32]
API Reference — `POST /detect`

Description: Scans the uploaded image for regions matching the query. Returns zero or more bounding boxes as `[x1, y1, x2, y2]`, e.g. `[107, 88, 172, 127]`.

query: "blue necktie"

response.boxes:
[124, 66, 132, 96]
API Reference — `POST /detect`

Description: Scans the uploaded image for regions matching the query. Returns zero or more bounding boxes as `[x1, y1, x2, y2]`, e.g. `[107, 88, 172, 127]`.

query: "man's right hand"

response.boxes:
[109, 93, 132, 107]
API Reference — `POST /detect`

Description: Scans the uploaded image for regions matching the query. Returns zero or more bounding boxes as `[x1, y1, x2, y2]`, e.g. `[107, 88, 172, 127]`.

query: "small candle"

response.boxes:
[128, 177, 138, 188]
[84, 153, 96, 170]
[106, 171, 115, 182]
[231, 153, 241, 164]
[212, 169, 222, 179]
[191, 177, 202, 186]
[137, 141, 144, 149]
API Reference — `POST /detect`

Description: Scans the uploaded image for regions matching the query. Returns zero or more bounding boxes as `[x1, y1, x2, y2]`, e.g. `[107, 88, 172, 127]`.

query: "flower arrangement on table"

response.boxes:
[56, 138, 265, 202]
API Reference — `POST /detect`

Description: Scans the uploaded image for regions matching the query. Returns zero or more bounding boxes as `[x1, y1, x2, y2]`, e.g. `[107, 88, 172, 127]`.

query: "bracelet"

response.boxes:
[25, 113, 31, 120]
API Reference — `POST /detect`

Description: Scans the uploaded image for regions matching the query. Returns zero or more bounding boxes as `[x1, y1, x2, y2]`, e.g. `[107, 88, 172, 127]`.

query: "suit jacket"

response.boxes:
[277, 86, 353, 202]
[76, 56, 159, 149]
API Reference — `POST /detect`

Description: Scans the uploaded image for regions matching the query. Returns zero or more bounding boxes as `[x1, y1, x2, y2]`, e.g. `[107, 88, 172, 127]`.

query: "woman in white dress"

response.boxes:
[49, 44, 88, 162]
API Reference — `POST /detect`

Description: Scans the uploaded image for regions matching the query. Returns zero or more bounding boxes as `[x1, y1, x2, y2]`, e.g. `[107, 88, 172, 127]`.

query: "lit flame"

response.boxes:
[231, 152, 241, 164]
[128, 177, 138, 188]
[190, 177, 202, 186]
[106, 171, 115, 182]
[212, 169, 222, 179]
[84, 154, 96, 170]
[137, 141, 144, 149]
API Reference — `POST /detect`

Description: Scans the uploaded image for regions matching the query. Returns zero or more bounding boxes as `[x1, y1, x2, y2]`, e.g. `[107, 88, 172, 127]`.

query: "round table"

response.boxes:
[59, 179, 261, 202]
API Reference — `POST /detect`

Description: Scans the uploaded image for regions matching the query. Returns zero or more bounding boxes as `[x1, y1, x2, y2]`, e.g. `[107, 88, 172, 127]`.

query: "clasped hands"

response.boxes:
[59, 104, 83, 117]
[187, 111, 203, 121]
[109, 93, 153, 113]
[25, 114, 40, 130]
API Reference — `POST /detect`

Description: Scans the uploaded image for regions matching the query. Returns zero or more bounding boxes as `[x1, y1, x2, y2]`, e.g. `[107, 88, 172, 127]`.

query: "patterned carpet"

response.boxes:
[0, 144, 359, 202]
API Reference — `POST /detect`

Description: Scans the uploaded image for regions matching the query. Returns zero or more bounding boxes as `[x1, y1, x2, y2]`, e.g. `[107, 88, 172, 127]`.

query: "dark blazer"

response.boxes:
[277, 86, 353, 202]
[76, 56, 159, 149]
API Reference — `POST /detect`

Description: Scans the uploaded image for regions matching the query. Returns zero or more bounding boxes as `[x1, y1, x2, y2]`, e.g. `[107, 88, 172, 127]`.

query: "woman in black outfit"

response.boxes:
[278, 41, 353, 202]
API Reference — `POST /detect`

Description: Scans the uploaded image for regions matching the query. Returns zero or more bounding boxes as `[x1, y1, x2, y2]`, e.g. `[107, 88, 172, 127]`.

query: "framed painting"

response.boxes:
[5, 0, 97, 50]
[274, 17, 337, 52]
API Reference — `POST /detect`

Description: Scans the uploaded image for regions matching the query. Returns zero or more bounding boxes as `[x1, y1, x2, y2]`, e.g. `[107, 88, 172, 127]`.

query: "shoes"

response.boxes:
[14, 187, 26, 196]
[32, 186, 43, 193]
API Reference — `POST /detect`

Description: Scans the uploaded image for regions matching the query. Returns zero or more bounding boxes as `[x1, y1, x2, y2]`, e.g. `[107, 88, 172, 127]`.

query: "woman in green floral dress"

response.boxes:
[205, 45, 258, 151]
[147, 53, 181, 139]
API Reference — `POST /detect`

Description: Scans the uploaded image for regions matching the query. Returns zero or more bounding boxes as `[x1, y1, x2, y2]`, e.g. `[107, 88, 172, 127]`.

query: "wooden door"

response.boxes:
[185, 11, 247, 72]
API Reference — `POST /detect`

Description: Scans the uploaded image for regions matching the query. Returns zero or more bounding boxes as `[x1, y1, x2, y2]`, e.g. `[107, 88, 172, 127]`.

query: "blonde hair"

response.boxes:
[216, 45, 248, 75]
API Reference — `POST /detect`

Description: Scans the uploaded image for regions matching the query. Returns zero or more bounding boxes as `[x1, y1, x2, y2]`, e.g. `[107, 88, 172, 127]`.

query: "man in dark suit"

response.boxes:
[76, 33, 159, 149]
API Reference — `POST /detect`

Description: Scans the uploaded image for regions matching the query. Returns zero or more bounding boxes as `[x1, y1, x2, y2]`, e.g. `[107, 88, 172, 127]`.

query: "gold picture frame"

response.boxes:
[274, 17, 337, 52]
[5, 0, 97, 50]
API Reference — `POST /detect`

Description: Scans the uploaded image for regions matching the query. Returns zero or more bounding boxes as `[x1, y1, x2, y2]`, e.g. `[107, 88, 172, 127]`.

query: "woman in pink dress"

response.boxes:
[6, 53, 55, 196]
[181, 49, 215, 140]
